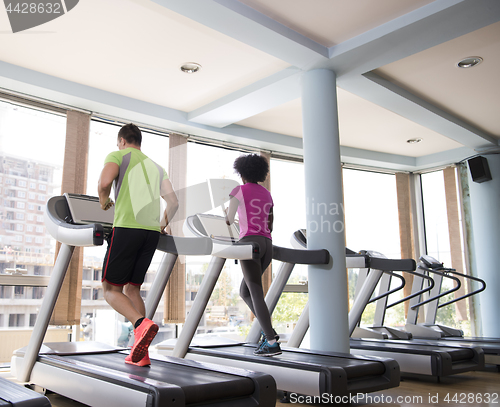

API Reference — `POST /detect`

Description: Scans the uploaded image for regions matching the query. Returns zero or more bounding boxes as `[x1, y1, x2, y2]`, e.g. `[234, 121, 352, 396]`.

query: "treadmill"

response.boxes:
[396, 255, 500, 367]
[11, 194, 277, 407]
[346, 251, 500, 368]
[288, 229, 485, 378]
[0, 376, 51, 407]
[157, 214, 400, 398]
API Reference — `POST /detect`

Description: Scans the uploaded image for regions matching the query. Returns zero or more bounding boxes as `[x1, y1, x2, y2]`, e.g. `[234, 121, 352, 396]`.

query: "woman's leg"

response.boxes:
[240, 258, 274, 339]
[240, 279, 256, 315]
[240, 237, 272, 316]
[239, 237, 275, 340]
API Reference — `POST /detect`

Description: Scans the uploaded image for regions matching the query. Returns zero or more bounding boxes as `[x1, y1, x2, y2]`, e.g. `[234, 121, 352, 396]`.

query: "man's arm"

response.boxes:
[160, 178, 179, 234]
[98, 162, 119, 210]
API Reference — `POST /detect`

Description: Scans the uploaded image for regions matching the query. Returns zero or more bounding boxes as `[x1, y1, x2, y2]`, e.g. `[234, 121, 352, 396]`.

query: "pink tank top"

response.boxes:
[230, 183, 273, 240]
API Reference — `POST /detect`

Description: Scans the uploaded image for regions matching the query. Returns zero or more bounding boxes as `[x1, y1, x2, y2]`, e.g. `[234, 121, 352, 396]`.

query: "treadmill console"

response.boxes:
[45, 194, 114, 247]
[419, 255, 444, 269]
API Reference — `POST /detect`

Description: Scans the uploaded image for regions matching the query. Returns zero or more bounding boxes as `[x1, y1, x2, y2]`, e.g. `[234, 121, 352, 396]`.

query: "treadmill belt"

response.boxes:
[190, 344, 386, 378]
[351, 339, 475, 356]
[55, 352, 255, 405]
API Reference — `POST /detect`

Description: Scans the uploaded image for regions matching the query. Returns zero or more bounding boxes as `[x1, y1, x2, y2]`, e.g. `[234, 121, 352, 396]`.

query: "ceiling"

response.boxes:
[0, 0, 498, 171]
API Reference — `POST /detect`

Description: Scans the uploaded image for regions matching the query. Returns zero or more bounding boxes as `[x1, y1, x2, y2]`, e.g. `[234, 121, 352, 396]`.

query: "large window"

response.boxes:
[0, 100, 65, 357]
[82, 120, 171, 347]
[421, 171, 451, 264]
[343, 169, 401, 258]
[269, 158, 308, 334]
[185, 143, 244, 339]
[421, 170, 469, 334]
[270, 159, 306, 248]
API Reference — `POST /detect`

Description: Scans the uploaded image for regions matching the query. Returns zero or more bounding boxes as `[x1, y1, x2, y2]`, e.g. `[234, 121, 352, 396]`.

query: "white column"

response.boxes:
[468, 154, 500, 337]
[301, 69, 349, 353]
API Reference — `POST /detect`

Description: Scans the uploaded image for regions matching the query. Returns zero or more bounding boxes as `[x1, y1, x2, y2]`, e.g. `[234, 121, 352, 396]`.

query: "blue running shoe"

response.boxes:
[257, 329, 280, 348]
[254, 338, 282, 357]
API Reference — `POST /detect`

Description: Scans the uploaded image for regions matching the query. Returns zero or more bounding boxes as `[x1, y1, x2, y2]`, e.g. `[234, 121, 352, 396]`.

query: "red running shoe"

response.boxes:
[125, 352, 151, 367]
[130, 318, 158, 363]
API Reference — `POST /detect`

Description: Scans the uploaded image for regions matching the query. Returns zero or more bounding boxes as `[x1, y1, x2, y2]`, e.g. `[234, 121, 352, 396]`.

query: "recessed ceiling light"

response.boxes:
[407, 138, 422, 144]
[180, 62, 202, 74]
[457, 56, 483, 68]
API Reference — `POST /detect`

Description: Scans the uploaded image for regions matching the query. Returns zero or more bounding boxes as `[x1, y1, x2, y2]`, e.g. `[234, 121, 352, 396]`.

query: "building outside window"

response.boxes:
[0, 100, 64, 345]
[9, 314, 25, 327]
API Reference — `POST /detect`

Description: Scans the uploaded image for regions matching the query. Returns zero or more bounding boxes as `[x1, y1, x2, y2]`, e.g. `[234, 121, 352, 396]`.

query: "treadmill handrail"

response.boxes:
[273, 244, 330, 265]
[367, 270, 405, 304]
[47, 195, 213, 255]
[184, 214, 260, 259]
[410, 265, 462, 310]
[157, 234, 213, 255]
[385, 269, 435, 309]
[367, 256, 416, 272]
[432, 267, 486, 309]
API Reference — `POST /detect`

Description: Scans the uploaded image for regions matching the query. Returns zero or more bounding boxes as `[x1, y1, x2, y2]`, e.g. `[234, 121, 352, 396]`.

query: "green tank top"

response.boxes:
[104, 148, 169, 231]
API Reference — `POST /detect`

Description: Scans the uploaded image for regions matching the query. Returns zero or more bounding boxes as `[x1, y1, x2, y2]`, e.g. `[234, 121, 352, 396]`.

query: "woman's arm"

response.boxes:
[267, 207, 274, 233]
[225, 196, 239, 225]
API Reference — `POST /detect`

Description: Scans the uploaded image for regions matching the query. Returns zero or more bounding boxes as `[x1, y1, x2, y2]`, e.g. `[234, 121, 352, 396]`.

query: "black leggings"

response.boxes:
[239, 235, 275, 340]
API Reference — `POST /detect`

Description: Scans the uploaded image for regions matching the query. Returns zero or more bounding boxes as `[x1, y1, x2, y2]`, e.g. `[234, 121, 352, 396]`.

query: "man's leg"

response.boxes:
[124, 283, 145, 317]
[103, 281, 143, 326]
[127, 230, 160, 363]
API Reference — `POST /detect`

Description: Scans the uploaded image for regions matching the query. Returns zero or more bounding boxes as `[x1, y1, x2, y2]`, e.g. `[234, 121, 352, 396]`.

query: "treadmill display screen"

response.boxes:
[64, 193, 114, 226]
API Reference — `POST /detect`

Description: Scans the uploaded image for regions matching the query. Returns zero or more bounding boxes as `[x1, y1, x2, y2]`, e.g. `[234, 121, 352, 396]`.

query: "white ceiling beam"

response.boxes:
[0, 60, 303, 155]
[0, 60, 468, 171]
[181, 0, 500, 142]
[324, 0, 500, 76]
[415, 147, 477, 170]
[187, 68, 302, 128]
[151, 0, 328, 69]
[340, 146, 416, 171]
[340, 73, 497, 150]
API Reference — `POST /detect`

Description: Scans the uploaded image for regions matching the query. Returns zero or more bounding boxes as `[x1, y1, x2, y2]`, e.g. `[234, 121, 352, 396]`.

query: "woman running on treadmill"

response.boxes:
[225, 154, 281, 357]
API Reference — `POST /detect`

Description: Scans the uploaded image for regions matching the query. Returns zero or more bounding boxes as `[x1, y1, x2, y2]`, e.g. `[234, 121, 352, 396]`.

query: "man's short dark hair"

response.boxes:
[233, 154, 269, 183]
[118, 123, 142, 146]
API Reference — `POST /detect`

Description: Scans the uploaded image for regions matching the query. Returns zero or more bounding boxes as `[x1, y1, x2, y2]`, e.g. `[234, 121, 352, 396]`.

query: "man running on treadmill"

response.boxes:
[98, 123, 178, 366]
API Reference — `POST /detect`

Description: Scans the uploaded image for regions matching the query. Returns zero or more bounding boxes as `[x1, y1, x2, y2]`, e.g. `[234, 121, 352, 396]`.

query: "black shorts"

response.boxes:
[102, 227, 160, 286]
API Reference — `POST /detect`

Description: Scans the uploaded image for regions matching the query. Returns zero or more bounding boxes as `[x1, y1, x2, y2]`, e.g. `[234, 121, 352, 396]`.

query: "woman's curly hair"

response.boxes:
[233, 154, 269, 183]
